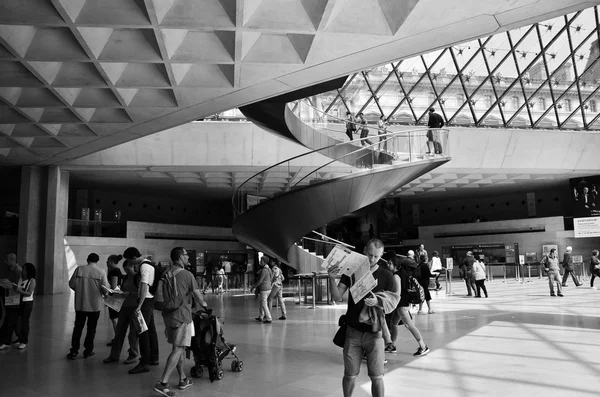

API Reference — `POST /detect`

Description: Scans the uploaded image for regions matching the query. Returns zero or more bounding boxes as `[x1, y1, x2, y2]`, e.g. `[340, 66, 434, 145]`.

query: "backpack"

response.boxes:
[403, 271, 425, 305]
[140, 259, 167, 296]
[154, 267, 184, 312]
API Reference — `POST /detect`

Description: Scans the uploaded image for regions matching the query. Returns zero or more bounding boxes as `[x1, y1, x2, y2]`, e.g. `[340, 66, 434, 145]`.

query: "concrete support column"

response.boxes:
[44, 166, 69, 295]
[17, 166, 69, 295]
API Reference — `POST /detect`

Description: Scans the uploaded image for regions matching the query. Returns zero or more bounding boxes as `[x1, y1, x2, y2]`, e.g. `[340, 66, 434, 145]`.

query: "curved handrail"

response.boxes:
[232, 99, 450, 216]
[289, 99, 394, 133]
[309, 230, 354, 249]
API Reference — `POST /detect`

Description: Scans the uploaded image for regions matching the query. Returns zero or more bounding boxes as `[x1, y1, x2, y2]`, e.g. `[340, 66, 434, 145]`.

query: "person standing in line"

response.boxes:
[460, 251, 477, 297]
[328, 239, 396, 397]
[153, 247, 207, 397]
[426, 107, 444, 155]
[106, 254, 124, 346]
[103, 260, 141, 365]
[252, 256, 273, 323]
[429, 251, 443, 291]
[589, 250, 600, 289]
[124, 247, 160, 374]
[542, 248, 563, 297]
[472, 259, 488, 298]
[416, 255, 435, 314]
[67, 253, 109, 360]
[561, 246, 582, 287]
[345, 111, 356, 142]
[268, 261, 287, 320]
[357, 113, 373, 147]
[416, 244, 428, 264]
[1, 254, 22, 345]
[0, 262, 36, 350]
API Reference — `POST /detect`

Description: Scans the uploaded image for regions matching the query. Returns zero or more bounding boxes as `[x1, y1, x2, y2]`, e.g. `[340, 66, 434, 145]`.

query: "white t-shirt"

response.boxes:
[139, 261, 155, 299]
[430, 257, 443, 272]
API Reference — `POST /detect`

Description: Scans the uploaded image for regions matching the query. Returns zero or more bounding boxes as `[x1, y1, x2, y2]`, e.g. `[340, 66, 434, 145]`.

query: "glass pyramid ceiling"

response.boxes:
[309, 6, 600, 130]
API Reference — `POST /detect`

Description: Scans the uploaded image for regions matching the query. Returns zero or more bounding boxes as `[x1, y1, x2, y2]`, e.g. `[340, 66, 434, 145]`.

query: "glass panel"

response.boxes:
[556, 85, 581, 127]
[471, 79, 496, 121]
[339, 72, 370, 115]
[376, 63, 403, 118]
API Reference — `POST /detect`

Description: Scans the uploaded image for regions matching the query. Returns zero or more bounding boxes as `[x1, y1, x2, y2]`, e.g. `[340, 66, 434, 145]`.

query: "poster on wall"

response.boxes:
[542, 244, 558, 258]
[570, 176, 600, 238]
[377, 198, 401, 245]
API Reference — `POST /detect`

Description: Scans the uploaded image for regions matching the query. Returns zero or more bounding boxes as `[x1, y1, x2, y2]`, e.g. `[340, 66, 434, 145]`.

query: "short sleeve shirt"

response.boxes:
[139, 262, 155, 298]
[156, 267, 199, 326]
[108, 268, 123, 287]
[340, 266, 395, 333]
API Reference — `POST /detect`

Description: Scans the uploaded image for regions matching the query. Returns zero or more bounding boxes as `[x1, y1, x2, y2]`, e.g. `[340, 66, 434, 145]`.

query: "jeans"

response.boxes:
[343, 326, 384, 377]
[70, 311, 100, 355]
[268, 285, 286, 316]
[108, 306, 139, 359]
[19, 301, 33, 344]
[464, 275, 476, 295]
[562, 268, 581, 286]
[0, 307, 20, 344]
[346, 129, 353, 141]
[258, 290, 272, 321]
[137, 299, 159, 366]
[475, 279, 488, 297]
[548, 270, 562, 294]
[360, 128, 373, 146]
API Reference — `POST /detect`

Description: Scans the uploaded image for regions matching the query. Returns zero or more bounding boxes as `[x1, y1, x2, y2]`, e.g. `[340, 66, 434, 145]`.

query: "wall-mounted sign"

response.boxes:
[574, 217, 600, 238]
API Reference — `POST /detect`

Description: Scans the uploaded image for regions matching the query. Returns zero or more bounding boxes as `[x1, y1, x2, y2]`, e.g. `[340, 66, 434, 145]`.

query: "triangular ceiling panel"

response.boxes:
[159, 0, 236, 28]
[325, 0, 392, 36]
[245, 0, 317, 31]
[243, 34, 303, 63]
[170, 31, 234, 62]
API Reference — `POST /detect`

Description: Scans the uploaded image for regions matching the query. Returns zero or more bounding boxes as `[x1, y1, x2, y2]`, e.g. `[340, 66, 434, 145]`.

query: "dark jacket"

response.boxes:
[428, 112, 444, 128]
[562, 252, 574, 271]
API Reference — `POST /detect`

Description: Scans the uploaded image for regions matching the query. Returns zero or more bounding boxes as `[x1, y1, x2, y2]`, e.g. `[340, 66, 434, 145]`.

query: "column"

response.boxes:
[44, 166, 69, 295]
[17, 166, 69, 295]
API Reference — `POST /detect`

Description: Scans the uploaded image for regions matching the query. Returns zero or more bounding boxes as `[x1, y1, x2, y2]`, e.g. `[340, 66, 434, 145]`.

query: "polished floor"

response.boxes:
[2, 277, 600, 397]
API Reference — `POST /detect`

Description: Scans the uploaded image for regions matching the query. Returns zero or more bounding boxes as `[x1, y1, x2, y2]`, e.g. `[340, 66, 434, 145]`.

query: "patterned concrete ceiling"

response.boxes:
[0, 0, 596, 166]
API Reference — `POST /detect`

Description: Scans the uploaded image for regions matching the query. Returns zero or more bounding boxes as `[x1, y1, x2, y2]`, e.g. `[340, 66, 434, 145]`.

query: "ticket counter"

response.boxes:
[442, 243, 520, 279]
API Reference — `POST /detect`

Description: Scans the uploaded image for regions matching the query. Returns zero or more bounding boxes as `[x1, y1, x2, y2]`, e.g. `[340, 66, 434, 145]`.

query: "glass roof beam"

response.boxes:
[389, 64, 419, 122]
[507, 31, 535, 126]
[420, 55, 449, 123]
[448, 47, 478, 124]
[357, 71, 384, 117]
[565, 14, 587, 127]
[478, 38, 507, 125]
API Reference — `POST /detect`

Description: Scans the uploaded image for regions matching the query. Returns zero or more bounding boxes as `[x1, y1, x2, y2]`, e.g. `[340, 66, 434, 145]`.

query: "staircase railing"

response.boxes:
[232, 100, 449, 216]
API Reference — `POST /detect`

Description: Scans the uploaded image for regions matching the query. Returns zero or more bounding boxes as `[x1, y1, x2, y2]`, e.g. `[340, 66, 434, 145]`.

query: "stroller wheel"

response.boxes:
[190, 366, 203, 378]
[231, 360, 243, 372]
[217, 369, 224, 380]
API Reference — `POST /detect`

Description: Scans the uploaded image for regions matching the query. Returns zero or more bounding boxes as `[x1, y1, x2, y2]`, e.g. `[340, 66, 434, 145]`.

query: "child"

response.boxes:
[216, 265, 225, 295]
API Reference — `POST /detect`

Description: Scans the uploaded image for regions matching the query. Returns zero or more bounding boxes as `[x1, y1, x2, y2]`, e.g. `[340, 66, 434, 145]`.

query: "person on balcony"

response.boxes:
[357, 113, 373, 147]
[426, 108, 444, 155]
[345, 111, 356, 141]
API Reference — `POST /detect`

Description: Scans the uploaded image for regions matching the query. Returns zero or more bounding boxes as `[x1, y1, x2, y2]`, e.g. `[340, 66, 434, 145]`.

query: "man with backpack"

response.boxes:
[124, 247, 160, 374]
[153, 247, 207, 397]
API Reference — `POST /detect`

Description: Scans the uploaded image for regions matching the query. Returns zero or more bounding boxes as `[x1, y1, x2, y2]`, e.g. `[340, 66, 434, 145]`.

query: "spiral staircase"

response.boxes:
[232, 100, 451, 273]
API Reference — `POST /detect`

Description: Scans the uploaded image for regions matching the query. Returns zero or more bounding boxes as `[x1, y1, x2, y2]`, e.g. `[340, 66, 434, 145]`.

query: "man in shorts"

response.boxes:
[328, 239, 396, 397]
[153, 247, 207, 397]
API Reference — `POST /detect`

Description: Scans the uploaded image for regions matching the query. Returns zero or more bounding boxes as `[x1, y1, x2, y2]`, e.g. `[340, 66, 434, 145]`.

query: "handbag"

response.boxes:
[333, 315, 347, 348]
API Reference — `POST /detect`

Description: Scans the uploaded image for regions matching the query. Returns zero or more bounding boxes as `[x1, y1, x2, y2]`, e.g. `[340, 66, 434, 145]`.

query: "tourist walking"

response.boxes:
[562, 246, 582, 287]
[590, 250, 600, 289]
[252, 257, 273, 323]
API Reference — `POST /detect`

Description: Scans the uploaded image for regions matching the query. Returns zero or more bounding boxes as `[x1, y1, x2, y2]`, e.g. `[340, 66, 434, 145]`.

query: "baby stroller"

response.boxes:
[187, 308, 242, 381]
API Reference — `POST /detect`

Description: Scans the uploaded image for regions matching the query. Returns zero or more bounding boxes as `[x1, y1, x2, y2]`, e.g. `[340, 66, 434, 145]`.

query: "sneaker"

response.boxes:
[103, 357, 119, 364]
[66, 352, 77, 360]
[592, 286, 597, 290]
[17, 343, 26, 349]
[428, 310, 435, 314]
[106, 340, 114, 346]
[417, 310, 423, 315]
[255, 317, 263, 322]
[562, 284, 568, 287]
[384, 344, 397, 353]
[550, 293, 556, 296]
[153, 382, 177, 397]
[413, 346, 430, 357]
[279, 316, 287, 320]
[150, 360, 160, 366]
[178, 378, 193, 390]
[557, 293, 564, 297]
[129, 364, 150, 374]
[0, 344, 9, 350]
[263, 319, 272, 323]
[124, 355, 138, 365]
[383, 357, 388, 365]
[83, 351, 95, 358]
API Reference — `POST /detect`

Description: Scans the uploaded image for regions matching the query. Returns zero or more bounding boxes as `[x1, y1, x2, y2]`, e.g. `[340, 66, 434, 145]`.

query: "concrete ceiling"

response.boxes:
[1, 0, 597, 167]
